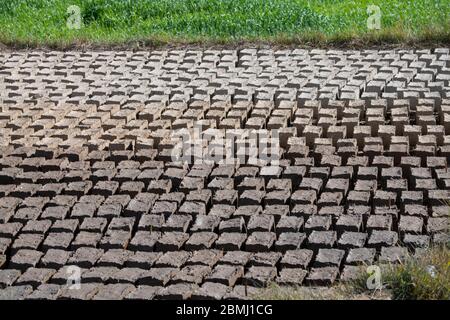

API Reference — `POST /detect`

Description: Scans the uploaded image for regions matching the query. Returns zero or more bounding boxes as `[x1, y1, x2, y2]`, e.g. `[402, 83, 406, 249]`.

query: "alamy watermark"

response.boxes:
[367, 5, 381, 30]
[67, 5, 82, 30]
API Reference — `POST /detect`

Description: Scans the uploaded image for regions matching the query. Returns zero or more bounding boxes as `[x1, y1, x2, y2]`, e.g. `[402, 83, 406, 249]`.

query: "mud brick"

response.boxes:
[181, 189, 209, 207]
[318, 192, 343, 207]
[191, 215, 220, 233]
[149, 201, 176, 218]
[215, 233, 247, 251]
[430, 206, 449, 218]
[404, 204, 428, 217]
[23, 283, 61, 300]
[0, 222, 22, 238]
[67, 247, 103, 268]
[147, 179, 172, 194]
[125, 252, 162, 269]
[317, 206, 344, 222]
[219, 217, 246, 233]
[314, 248, 345, 268]
[428, 190, 450, 206]
[427, 217, 448, 234]
[158, 192, 184, 206]
[124, 285, 161, 300]
[192, 282, 230, 300]
[0, 184, 15, 197]
[179, 201, 207, 217]
[218, 251, 253, 266]
[310, 167, 331, 181]
[90, 168, 116, 183]
[265, 178, 291, 192]
[373, 190, 397, 207]
[259, 166, 281, 182]
[346, 247, 376, 266]
[138, 267, 177, 286]
[171, 265, 211, 285]
[335, 215, 362, 233]
[304, 215, 331, 232]
[398, 216, 423, 235]
[210, 190, 237, 207]
[291, 190, 317, 205]
[403, 234, 430, 249]
[275, 216, 303, 235]
[125, 195, 158, 217]
[305, 266, 339, 286]
[99, 230, 131, 250]
[178, 177, 204, 194]
[275, 232, 306, 251]
[0, 237, 12, 255]
[57, 283, 100, 300]
[414, 178, 438, 191]
[12, 207, 41, 223]
[64, 181, 92, 197]
[275, 268, 308, 287]
[91, 181, 119, 197]
[0, 285, 33, 300]
[281, 166, 306, 187]
[11, 233, 44, 252]
[79, 217, 108, 233]
[298, 178, 323, 195]
[108, 217, 135, 233]
[63, 170, 91, 183]
[161, 214, 190, 233]
[92, 283, 135, 300]
[36, 183, 65, 197]
[119, 181, 144, 197]
[136, 168, 163, 185]
[156, 283, 199, 300]
[246, 232, 276, 252]
[338, 231, 368, 249]
[209, 204, 235, 219]
[427, 157, 447, 170]
[401, 191, 423, 205]
[39, 249, 71, 269]
[237, 177, 265, 192]
[307, 231, 337, 251]
[154, 232, 189, 251]
[366, 215, 393, 232]
[0, 269, 21, 288]
[248, 252, 282, 268]
[9, 249, 43, 270]
[367, 230, 398, 249]
[243, 266, 276, 287]
[186, 249, 222, 268]
[11, 183, 41, 199]
[94, 203, 121, 220]
[248, 214, 275, 233]
[291, 204, 317, 219]
[264, 190, 291, 206]
[185, 232, 218, 250]
[155, 251, 191, 269]
[233, 205, 262, 222]
[104, 267, 142, 285]
[70, 232, 102, 250]
[39, 205, 68, 221]
[340, 265, 365, 282]
[379, 247, 408, 264]
[15, 267, 56, 289]
[42, 232, 74, 251]
[239, 190, 265, 206]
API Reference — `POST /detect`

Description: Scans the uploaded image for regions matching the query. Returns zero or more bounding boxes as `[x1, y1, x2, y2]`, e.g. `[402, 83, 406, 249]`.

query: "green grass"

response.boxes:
[255, 246, 450, 300]
[0, 0, 449, 48]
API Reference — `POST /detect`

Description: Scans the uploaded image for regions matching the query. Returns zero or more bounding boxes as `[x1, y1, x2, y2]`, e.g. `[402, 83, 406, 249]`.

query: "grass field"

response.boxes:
[0, 0, 449, 48]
